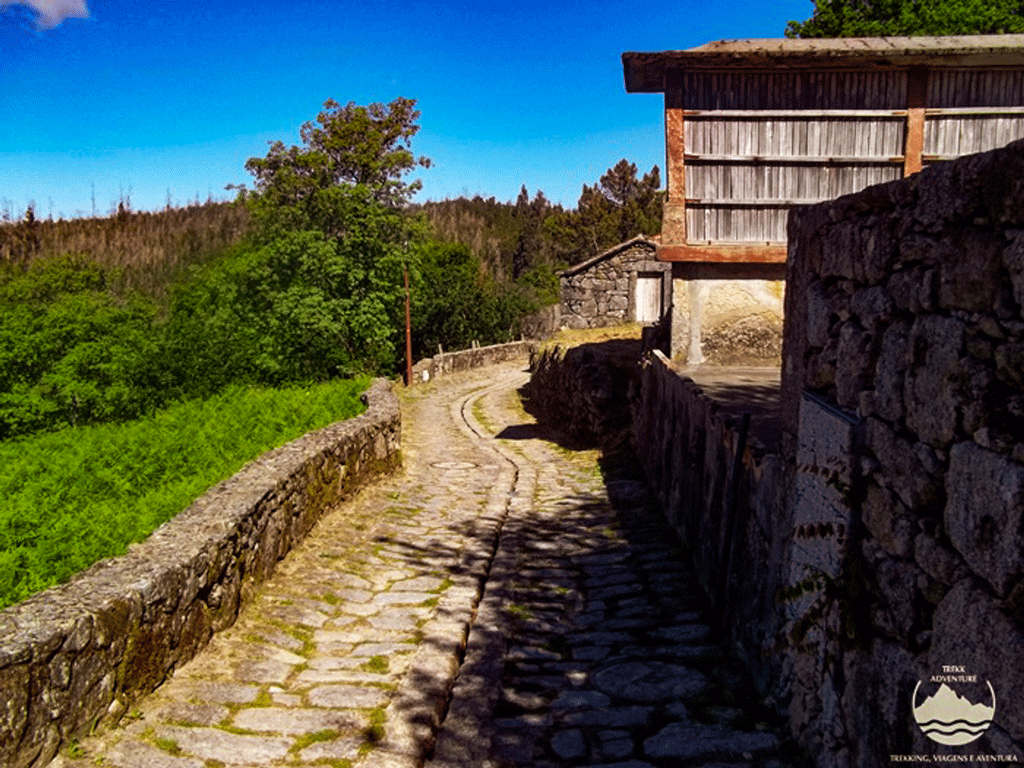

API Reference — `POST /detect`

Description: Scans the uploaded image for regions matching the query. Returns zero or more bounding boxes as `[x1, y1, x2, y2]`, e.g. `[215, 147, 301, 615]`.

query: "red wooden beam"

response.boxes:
[656, 244, 788, 263]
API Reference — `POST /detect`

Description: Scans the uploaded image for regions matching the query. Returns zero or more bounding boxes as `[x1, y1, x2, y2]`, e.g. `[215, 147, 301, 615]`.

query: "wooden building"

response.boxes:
[623, 35, 1024, 362]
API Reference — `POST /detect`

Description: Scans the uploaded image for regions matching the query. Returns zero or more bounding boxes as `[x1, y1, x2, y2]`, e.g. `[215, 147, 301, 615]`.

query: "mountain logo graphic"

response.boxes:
[912, 681, 996, 746]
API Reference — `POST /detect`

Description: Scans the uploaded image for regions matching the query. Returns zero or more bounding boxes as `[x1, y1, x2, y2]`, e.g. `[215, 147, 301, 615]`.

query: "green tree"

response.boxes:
[546, 160, 662, 265]
[411, 241, 531, 358]
[206, 97, 432, 377]
[245, 97, 431, 212]
[786, 0, 1024, 37]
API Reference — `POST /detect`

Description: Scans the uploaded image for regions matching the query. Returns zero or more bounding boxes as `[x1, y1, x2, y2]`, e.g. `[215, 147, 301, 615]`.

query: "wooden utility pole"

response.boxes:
[404, 263, 413, 386]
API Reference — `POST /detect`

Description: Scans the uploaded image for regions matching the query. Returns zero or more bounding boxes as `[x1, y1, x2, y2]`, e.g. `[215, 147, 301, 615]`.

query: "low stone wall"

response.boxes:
[523, 340, 642, 449]
[633, 352, 789, 702]
[411, 340, 534, 384]
[782, 139, 1024, 765]
[0, 380, 401, 768]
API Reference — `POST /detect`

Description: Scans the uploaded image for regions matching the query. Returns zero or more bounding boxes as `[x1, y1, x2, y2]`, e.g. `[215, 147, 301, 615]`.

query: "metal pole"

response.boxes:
[404, 263, 413, 386]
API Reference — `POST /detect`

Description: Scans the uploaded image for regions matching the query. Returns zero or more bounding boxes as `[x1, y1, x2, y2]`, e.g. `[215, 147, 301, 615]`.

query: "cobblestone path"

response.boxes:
[53, 360, 793, 768]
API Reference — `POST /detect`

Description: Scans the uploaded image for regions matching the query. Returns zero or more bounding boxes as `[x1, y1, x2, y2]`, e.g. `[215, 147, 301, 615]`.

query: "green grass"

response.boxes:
[0, 376, 371, 610]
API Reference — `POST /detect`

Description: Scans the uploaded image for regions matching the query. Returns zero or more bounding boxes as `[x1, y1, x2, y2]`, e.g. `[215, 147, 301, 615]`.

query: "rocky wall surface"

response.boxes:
[411, 340, 534, 384]
[0, 380, 401, 768]
[781, 138, 1024, 766]
[523, 341, 642, 450]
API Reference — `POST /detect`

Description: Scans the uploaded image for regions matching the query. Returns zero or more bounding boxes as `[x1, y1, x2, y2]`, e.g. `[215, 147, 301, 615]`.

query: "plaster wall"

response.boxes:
[669, 263, 786, 365]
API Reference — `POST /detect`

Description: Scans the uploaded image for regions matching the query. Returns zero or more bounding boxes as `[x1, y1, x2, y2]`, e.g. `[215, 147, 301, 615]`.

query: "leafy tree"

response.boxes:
[786, 0, 1024, 37]
[223, 97, 430, 377]
[511, 186, 557, 279]
[245, 97, 431, 222]
[0, 257, 163, 438]
[411, 241, 530, 357]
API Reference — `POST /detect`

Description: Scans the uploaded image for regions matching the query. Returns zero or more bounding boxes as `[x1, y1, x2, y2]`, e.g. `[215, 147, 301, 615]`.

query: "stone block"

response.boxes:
[931, 578, 1024, 744]
[945, 441, 1024, 597]
[1003, 233, 1024, 312]
[936, 229, 1002, 312]
[903, 315, 967, 448]
[981, 143, 1024, 226]
[860, 214, 899, 285]
[874, 321, 911, 425]
[862, 482, 914, 559]
[849, 286, 895, 333]
[994, 342, 1024, 389]
[863, 418, 944, 513]
[836, 321, 874, 409]
[806, 280, 832, 348]
[870, 557, 923, 641]
[914, 533, 969, 587]
[887, 266, 936, 314]
[822, 221, 862, 281]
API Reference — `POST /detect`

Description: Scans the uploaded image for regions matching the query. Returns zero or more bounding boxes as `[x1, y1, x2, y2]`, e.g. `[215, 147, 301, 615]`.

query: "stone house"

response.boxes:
[558, 235, 670, 329]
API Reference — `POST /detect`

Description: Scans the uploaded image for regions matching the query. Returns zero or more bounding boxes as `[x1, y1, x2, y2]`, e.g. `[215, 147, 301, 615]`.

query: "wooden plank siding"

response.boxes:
[657, 63, 1024, 260]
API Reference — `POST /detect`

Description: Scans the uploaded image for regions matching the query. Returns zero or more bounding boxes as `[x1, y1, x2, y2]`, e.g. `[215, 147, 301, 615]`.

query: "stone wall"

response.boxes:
[559, 237, 670, 329]
[0, 381, 401, 768]
[632, 351, 790, 703]
[525, 344, 790, 705]
[411, 340, 535, 384]
[781, 139, 1024, 766]
[523, 340, 642, 449]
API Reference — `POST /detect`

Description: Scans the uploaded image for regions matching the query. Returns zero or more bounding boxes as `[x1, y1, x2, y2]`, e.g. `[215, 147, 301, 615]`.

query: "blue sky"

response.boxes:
[1, 0, 814, 219]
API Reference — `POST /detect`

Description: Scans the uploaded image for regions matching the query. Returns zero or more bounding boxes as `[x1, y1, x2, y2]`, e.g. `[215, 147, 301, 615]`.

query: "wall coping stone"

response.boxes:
[411, 340, 534, 383]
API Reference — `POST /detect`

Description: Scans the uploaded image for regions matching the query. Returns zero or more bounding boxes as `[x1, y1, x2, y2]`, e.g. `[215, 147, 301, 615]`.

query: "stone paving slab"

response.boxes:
[48, 359, 795, 768]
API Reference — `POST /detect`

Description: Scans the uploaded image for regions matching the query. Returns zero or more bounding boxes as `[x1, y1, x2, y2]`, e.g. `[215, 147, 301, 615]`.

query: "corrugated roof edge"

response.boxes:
[623, 34, 1024, 92]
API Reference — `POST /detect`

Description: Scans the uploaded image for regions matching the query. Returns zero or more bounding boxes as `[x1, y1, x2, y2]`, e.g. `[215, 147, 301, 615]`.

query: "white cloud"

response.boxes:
[0, 0, 89, 29]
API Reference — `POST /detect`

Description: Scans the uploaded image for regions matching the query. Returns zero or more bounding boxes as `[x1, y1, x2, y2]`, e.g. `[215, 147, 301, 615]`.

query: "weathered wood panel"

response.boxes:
[683, 114, 904, 242]
[685, 115, 905, 156]
[924, 113, 1024, 156]
[668, 67, 1024, 249]
[634, 273, 663, 323]
[928, 69, 1024, 108]
[680, 69, 907, 111]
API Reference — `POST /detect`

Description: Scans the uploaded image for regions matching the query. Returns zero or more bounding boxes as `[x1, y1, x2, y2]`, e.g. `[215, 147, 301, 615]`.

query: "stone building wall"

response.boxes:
[781, 138, 1024, 766]
[559, 238, 670, 329]
[0, 381, 401, 768]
